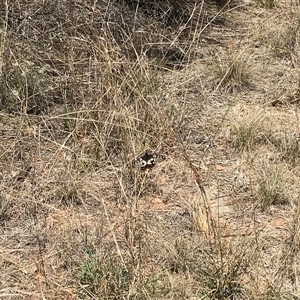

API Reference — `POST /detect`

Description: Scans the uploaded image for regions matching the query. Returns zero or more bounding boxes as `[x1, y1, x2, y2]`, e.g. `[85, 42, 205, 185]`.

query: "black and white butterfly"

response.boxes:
[134, 150, 165, 170]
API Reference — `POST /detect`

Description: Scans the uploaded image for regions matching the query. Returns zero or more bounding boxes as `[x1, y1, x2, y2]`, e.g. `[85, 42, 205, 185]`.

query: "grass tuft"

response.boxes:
[212, 54, 254, 92]
[254, 0, 276, 9]
[230, 110, 265, 151]
[277, 133, 300, 166]
[257, 165, 290, 210]
[77, 247, 130, 299]
[270, 22, 300, 60]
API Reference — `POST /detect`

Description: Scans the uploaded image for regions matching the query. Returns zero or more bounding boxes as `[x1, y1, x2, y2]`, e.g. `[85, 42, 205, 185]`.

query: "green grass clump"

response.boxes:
[257, 165, 290, 210]
[254, 0, 275, 9]
[230, 112, 264, 151]
[77, 247, 130, 299]
[212, 55, 254, 92]
[278, 133, 300, 166]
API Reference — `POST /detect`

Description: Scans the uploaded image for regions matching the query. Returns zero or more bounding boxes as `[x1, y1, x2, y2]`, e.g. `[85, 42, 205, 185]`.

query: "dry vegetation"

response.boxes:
[1, 0, 300, 299]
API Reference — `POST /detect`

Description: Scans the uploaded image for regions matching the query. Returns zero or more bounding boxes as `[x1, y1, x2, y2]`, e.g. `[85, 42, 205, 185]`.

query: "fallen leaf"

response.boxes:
[272, 218, 285, 227]
[215, 164, 226, 171]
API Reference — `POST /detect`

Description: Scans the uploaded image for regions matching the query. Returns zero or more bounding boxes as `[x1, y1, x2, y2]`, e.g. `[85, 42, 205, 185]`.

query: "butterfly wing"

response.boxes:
[133, 152, 165, 170]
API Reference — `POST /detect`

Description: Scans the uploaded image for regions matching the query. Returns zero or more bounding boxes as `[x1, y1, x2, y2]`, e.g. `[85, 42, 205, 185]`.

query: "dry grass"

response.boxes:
[1, 0, 300, 299]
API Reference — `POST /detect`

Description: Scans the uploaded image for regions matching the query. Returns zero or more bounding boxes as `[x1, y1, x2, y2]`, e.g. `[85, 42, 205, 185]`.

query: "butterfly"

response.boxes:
[134, 150, 165, 170]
